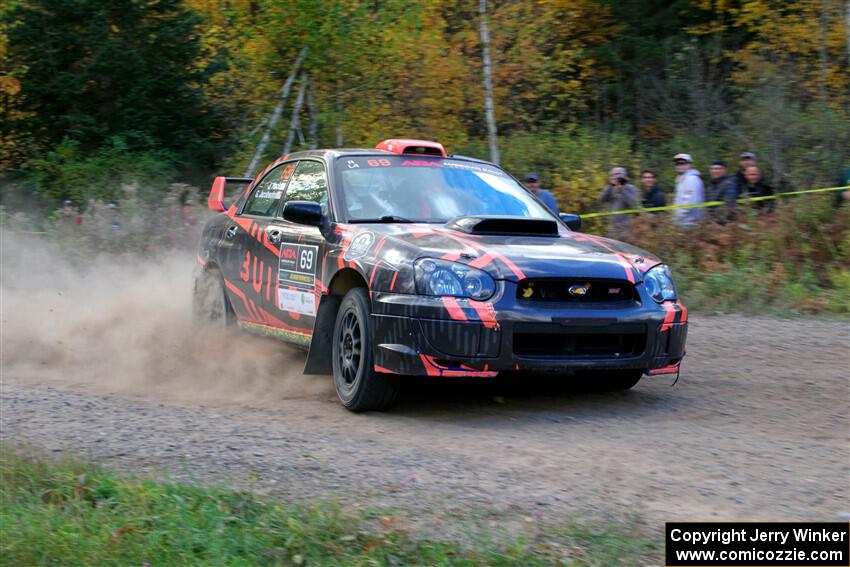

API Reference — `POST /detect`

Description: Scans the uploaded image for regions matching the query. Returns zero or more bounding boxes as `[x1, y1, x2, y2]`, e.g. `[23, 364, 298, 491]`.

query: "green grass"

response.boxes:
[0, 446, 658, 566]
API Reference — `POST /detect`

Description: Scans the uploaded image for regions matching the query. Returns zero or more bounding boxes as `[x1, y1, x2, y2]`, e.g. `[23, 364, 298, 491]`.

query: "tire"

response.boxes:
[578, 369, 643, 392]
[193, 268, 235, 330]
[332, 288, 400, 412]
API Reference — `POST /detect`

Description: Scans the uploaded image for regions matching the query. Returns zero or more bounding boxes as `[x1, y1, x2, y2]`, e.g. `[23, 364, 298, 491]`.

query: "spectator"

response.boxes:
[106, 202, 122, 231]
[525, 172, 559, 213]
[706, 160, 737, 223]
[740, 165, 775, 211]
[672, 153, 705, 226]
[639, 169, 666, 209]
[179, 189, 197, 228]
[834, 166, 850, 206]
[60, 199, 83, 225]
[734, 151, 758, 196]
[600, 166, 638, 238]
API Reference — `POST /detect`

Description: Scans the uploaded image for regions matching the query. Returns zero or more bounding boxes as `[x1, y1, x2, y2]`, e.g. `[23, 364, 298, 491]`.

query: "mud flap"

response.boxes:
[304, 294, 341, 375]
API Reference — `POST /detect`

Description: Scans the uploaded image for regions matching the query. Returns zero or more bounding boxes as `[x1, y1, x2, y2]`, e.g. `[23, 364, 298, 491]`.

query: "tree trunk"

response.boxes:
[282, 73, 308, 156]
[479, 0, 500, 165]
[244, 47, 307, 177]
[307, 78, 318, 150]
[335, 86, 344, 147]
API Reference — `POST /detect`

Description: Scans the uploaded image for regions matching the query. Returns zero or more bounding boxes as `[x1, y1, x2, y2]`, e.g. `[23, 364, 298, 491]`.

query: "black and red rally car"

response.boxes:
[194, 139, 687, 411]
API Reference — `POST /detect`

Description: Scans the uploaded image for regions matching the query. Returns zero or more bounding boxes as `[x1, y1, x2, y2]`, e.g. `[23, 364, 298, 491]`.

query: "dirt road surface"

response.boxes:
[3, 313, 848, 537]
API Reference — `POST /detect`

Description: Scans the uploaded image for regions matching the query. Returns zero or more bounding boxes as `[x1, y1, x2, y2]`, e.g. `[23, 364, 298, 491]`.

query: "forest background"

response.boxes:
[1, 0, 848, 313]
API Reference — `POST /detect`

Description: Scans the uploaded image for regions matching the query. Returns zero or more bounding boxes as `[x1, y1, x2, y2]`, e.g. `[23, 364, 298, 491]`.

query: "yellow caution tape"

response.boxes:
[14, 185, 850, 233]
[580, 185, 849, 219]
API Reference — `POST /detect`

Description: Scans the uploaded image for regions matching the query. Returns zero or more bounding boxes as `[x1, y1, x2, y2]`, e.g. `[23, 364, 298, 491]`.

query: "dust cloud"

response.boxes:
[0, 230, 333, 406]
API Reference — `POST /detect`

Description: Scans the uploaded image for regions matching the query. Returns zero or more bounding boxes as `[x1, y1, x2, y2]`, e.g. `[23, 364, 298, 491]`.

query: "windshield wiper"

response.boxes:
[349, 215, 418, 223]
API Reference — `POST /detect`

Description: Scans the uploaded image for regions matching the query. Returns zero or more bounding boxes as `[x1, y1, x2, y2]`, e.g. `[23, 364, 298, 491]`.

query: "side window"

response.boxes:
[242, 162, 297, 216]
[282, 160, 329, 215]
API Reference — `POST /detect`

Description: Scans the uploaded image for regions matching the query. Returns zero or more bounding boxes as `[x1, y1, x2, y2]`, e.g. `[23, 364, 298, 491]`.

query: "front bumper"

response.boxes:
[369, 281, 687, 377]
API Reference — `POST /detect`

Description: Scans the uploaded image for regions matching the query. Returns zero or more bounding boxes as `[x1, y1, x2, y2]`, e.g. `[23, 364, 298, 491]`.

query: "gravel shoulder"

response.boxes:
[3, 315, 849, 538]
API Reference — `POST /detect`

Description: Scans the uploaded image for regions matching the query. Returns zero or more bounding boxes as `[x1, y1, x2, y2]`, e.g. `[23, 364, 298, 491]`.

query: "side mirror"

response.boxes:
[283, 200, 323, 226]
[559, 213, 582, 231]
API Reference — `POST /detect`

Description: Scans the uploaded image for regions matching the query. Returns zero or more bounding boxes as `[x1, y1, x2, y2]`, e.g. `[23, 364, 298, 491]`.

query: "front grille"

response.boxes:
[517, 278, 637, 303]
[513, 323, 646, 358]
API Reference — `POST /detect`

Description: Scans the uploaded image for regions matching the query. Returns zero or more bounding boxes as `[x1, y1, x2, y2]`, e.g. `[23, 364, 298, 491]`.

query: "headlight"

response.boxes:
[414, 258, 496, 300]
[643, 264, 677, 302]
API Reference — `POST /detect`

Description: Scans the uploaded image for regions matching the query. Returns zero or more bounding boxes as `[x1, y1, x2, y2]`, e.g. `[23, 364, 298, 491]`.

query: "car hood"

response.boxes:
[354, 222, 661, 283]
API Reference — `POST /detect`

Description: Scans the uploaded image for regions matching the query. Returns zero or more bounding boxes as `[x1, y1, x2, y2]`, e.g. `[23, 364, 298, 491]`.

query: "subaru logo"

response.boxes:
[568, 283, 591, 297]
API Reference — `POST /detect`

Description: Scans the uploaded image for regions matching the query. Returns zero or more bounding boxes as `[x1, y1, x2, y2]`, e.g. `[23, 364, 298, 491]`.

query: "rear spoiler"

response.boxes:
[208, 176, 254, 212]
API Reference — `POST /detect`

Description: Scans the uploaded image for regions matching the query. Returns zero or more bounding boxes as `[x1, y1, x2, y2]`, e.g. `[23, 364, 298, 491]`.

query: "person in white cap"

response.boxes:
[672, 154, 705, 226]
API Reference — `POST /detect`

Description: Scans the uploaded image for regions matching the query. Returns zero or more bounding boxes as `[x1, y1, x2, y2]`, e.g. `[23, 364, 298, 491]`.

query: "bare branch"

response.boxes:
[244, 47, 307, 177]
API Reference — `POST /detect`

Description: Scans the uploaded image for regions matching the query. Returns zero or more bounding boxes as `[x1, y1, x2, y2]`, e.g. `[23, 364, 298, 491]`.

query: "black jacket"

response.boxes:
[708, 175, 737, 204]
[740, 179, 775, 211]
[707, 175, 738, 223]
[642, 185, 666, 209]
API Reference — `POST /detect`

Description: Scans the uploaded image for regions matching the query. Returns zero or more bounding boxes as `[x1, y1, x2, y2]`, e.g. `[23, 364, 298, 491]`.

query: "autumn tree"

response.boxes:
[690, 0, 850, 187]
[4, 0, 215, 162]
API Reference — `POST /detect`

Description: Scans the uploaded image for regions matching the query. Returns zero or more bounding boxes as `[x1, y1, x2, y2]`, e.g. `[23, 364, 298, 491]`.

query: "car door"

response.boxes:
[269, 159, 332, 338]
[220, 161, 297, 323]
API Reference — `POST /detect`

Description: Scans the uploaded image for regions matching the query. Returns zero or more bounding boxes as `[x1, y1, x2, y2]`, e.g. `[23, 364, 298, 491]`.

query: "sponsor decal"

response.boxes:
[278, 243, 319, 316]
[401, 159, 443, 167]
[254, 189, 283, 199]
[442, 160, 505, 176]
[280, 163, 296, 180]
[344, 231, 375, 261]
[278, 288, 316, 317]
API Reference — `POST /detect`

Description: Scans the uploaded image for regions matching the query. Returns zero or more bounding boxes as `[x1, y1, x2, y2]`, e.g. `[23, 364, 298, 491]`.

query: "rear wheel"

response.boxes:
[332, 288, 399, 412]
[578, 369, 643, 391]
[193, 268, 234, 330]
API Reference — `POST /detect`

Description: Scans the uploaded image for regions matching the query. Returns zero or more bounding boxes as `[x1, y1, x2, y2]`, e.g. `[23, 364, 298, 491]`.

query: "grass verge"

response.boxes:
[0, 446, 658, 566]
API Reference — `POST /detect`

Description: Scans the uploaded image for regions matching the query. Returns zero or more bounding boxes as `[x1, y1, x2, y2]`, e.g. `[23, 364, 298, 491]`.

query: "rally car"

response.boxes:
[193, 139, 687, 411]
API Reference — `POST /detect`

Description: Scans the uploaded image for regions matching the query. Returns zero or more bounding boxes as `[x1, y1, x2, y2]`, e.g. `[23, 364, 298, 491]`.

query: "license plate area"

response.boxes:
[513, 322, 646, 358]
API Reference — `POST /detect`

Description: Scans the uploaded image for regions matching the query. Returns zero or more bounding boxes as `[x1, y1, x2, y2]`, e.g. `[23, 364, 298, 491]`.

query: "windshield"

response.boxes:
[336, 156, 553, 222]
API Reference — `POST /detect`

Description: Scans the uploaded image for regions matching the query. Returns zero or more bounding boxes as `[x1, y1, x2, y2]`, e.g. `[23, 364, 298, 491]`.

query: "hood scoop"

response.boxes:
[445, 215, 559, 236]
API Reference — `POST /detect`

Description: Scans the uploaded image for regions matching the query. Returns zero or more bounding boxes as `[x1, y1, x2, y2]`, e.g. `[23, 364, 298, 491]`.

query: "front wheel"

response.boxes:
[332, 288, 399, 412]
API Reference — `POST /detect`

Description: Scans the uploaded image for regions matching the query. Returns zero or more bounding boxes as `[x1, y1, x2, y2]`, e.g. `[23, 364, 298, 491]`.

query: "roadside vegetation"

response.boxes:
[623, 197, 850, 316]
[3, 189, 847, 316]
[1, 0, 847, 316]
[0, 446, 658, 566]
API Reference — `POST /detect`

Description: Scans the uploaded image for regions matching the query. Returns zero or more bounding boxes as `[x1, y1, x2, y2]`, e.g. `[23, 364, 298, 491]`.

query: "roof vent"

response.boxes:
[376, 138, 447, 158]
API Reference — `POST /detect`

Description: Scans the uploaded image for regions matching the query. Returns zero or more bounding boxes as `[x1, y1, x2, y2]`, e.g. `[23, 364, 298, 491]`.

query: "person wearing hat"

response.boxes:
[599, 166, 638, 238]
[706, 160, 737, 223]
[59, 198, 83, 226]
[524, 172, 559, 213]
[672, 153, 705, 226]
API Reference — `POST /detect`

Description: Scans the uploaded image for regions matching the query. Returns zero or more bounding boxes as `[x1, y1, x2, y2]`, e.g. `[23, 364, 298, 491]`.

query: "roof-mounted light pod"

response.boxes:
[376, 138, 447, 158]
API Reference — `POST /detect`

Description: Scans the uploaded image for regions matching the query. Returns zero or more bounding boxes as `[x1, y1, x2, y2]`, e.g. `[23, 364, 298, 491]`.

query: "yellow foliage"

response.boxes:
[710, 0, 849, 102]
[0, 75, 20, 95]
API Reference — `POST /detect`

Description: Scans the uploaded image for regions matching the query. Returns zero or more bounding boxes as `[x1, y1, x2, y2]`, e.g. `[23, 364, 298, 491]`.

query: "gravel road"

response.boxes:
[2, 314, 849, 537]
